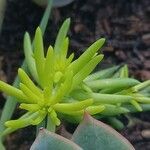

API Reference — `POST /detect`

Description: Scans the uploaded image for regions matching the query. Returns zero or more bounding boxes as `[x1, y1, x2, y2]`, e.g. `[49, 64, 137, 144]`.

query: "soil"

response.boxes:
[0, 0, 149, 149]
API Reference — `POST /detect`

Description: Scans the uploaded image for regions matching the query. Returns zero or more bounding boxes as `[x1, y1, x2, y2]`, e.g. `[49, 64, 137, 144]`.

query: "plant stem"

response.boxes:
[36, 119, 46, 136]
[0, 0, 6, 34]
[46, 115, 56, 132]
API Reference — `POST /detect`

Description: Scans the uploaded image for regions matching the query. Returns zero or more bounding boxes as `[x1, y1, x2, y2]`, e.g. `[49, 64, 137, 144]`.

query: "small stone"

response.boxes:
[142, 33, 150, 45]
[74, 24, 85, 33]
[141, 130, 150, 139]
[144, 60, 150, 69]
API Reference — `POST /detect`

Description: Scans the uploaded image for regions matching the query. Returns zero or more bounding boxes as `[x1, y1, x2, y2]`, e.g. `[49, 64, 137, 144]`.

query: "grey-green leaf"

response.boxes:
[84, 65, 120, 81]
[30, 128, 82, 150]
[72, 113, 134, 150]
[86, 78, 140, 91]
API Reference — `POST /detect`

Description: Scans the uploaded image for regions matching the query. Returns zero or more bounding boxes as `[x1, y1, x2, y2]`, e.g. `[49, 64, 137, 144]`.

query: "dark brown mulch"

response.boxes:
[0, 0, 150, 149]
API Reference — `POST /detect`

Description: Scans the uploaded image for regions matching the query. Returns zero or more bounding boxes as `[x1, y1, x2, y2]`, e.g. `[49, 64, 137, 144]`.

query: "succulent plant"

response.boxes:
[31, 113, 135, 150]
[0, 3, 149, 148]
[0, 18, 106, 136]
[0, 18, 149, 138]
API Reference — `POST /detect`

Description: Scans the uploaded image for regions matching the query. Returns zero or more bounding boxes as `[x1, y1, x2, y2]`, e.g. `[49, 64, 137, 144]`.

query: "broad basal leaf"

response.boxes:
[72, 113, 134, 150]
[30, 128, 82, 150]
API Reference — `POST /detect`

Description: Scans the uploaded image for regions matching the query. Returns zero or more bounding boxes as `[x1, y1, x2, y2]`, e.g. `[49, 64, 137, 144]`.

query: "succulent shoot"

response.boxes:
[0, 18, 149, 137]
[0, 19, 105, 136]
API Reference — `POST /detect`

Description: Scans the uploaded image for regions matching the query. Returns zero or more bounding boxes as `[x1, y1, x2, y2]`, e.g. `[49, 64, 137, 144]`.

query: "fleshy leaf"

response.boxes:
[72, 55, 103, 90]
[24, 32, 38, 82]
[54, 18, 70, 54]
[72, 113, 134, 150]
[60, 37, 69, 60]
[34, 27, 45, 88]
[120, 65, 129, 78]
[43, 46, 54, 87]
[70, 38, 105, 75]
[18, 68, 42, 97]
[19, 83, 39, 103]
[84, 65, 120, 81]
[53, 99, 93, 112]
[0, 80, 28, 103]
[86, 78, 140, 91]
[101, 104, 129, 116]
[30, 128, 82, 150]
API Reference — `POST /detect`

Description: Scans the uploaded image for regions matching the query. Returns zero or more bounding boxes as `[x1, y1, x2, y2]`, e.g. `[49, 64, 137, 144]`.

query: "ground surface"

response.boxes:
[0, 0, 150, 149]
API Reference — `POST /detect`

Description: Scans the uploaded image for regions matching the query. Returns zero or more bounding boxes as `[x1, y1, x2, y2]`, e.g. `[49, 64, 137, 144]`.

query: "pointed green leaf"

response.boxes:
[70, 38, 105, 75]
[20, 83, 40, 103]
[91, 93, 132, 104]
[5, 112, 39, 129]
[24, 32, 38, 82]
[86, 78, 140, 91]
[130, 100, 142, 111]
[72, 113, 134, 150]
[31, 112, 47, 125]
[0, 80, 28, 103]
[72, 55, 103, 90]
[43, 46, 54, 87]
[107, 117, 125, 130]
[39, 0, 53, 36]
[85, 65, 120, 81]
[53, 99, 93, 112]
[132, 80, 150, 92]
[54, 18, 70, 53]
[52, 70, 73, 104]
[30, 128, 82, 150]
[101, 104, 129, 116]
[120, 65, 129, 78]
[34, 27, 45, 87]
[60, 37, 69, 60]
[66, 53, 74, 65]
[64, 105, 105, 116]
[18, 68, 42, 97]
[49, 110, 60, 126]
[19, 103, 40, 112]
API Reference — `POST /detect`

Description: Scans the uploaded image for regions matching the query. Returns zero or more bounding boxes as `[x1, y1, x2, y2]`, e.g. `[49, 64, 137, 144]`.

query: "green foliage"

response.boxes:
[0, 17, 149, 145]
[0, 1, 149, 149]
[31, 114, 134, 150]
[0, 1, 53, 147]
[0, 19, 105, 136]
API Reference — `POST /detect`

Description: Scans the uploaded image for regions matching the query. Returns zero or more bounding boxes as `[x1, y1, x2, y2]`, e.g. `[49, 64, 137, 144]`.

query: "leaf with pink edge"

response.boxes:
[30, 128, 82, 150]
[72, 113, 135, 150]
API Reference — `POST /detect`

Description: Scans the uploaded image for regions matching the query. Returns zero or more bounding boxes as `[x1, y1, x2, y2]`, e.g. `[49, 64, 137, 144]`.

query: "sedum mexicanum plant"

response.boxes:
[0, 19, 105, 136]
[0, 18, 150, 132]
[0, 18, 149, 149]
[0, 19, 104, 135]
